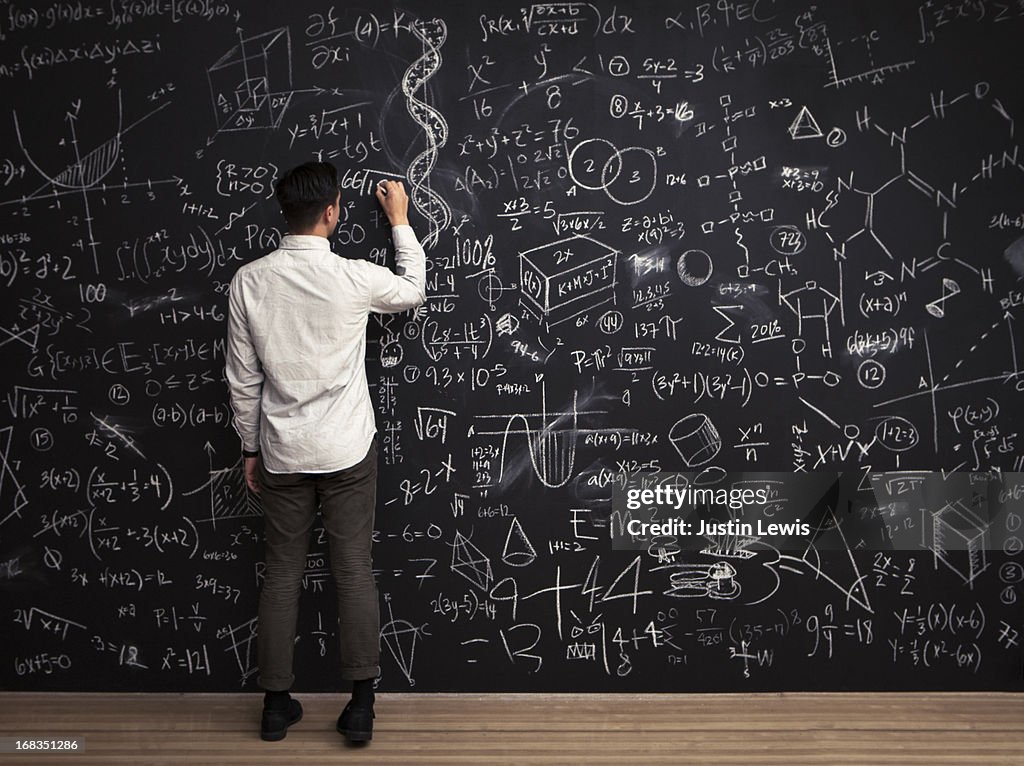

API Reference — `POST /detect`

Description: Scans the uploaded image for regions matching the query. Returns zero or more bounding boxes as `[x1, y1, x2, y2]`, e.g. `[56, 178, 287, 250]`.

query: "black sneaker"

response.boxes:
[336, 699, 375, 742]
[260, 697, 303, 741]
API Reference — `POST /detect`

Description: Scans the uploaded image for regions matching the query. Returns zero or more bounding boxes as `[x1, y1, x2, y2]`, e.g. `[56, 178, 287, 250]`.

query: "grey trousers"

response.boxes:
[255, 436, 381, 690]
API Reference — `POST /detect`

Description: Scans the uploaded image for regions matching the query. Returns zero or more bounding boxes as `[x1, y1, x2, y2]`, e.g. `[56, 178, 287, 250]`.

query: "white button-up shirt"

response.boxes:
[225, 225, 426, 473]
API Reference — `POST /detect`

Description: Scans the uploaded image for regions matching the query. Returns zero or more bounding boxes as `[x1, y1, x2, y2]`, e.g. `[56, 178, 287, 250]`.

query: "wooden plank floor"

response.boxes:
[1, 692, 1021, 765]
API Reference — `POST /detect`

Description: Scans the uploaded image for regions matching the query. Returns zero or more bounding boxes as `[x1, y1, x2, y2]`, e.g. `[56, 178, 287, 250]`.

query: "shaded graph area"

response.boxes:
[472, 383, 611, 491]
[5, 91, 179, 275]
[183, 449, 262, 529]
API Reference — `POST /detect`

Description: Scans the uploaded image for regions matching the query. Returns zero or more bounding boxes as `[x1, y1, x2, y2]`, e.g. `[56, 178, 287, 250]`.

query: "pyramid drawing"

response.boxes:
[451, 531, 493, 591]
[788, 106, 823, 140]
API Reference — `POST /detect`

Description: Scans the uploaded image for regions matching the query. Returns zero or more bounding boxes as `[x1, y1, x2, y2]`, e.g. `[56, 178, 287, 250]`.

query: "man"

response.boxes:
[225, 161, 426, 744]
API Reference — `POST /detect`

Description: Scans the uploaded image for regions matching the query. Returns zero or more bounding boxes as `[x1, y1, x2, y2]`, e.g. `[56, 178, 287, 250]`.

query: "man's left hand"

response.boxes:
[244, 456, 261, 494]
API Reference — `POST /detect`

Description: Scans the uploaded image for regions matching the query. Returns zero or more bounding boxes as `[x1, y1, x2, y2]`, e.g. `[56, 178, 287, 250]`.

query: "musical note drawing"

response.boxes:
[926, 278, 960, 318]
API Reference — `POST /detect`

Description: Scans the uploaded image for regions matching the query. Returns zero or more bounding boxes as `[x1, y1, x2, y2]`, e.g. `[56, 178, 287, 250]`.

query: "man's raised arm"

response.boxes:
[367, 180, 426, 313]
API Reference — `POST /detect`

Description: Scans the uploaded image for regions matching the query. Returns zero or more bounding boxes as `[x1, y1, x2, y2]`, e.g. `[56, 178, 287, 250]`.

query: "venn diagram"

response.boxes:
[567, 138, 658, 206]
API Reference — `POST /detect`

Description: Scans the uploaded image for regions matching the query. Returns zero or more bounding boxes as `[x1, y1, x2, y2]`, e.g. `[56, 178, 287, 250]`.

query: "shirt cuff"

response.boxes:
[391, 223, 416, 242]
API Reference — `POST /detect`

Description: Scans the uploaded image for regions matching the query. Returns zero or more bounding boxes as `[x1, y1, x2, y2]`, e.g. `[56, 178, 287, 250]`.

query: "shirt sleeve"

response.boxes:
[225, 273, 264, 453]
[366, 223, 427, 313]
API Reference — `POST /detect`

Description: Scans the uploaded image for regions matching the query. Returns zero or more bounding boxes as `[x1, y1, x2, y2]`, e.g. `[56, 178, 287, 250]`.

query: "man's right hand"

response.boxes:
[375, 179, 410, 227]
[244, 455, 261, 495]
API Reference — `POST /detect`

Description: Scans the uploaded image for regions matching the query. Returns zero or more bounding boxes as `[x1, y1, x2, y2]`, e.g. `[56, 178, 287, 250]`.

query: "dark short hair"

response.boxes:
[275, 161, 339, 232]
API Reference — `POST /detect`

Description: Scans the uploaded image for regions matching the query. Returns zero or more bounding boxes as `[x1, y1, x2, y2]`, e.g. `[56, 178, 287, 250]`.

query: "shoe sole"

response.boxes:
[261, 710, 303, 741]
[336, 723, 372, 742]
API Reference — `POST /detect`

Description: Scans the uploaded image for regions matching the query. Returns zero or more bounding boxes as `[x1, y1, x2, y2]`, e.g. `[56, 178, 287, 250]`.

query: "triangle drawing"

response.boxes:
[381, 617, 420, 683]
[0, 426, 28, 533]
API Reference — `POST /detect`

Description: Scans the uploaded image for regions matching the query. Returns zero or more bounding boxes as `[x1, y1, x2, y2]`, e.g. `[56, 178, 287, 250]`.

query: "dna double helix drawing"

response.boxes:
[401, 18, 452, 250]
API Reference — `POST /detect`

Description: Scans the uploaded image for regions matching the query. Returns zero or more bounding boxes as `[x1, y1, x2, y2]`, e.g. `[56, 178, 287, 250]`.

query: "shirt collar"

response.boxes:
[279, 234, 332, 251]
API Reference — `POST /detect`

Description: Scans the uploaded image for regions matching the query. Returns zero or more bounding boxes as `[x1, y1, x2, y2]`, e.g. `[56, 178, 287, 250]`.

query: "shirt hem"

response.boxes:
[259, 431, 376, 474]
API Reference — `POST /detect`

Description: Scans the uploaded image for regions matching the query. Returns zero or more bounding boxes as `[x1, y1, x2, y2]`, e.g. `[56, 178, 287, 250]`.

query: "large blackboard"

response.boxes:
[2, 0, 1023, 692]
